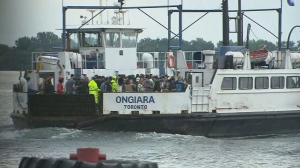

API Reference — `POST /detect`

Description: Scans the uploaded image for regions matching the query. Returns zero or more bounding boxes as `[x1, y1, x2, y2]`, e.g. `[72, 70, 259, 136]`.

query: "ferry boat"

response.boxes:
[10, 2, 300, 137]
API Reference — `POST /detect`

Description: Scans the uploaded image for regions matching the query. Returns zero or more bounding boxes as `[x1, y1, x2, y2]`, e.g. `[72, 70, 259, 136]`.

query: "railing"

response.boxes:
[137, 51, 212, 69]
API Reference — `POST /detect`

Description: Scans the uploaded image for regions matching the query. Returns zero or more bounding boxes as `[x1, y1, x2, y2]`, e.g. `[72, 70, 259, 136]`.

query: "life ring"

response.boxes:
[167, 55, 176, 68]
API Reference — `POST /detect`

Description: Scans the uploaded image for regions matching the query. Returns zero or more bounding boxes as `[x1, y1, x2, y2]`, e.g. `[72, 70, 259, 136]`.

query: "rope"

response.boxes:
[250, 29, 259, 41]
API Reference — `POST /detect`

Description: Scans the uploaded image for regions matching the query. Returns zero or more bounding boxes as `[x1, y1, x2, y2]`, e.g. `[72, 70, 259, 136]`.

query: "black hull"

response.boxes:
[10, 111, 300, 138]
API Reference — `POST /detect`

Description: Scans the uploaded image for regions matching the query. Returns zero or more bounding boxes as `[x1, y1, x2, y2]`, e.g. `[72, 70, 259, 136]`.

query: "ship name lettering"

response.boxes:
[124, 105, 147, 109]
[116, 96, 155, 104]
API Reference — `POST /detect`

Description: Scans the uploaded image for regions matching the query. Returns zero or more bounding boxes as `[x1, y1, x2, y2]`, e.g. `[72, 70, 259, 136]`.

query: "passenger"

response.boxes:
[88, 77, 101, 104]
[111, 76, 117, 92]
[39, 77, 46, 93]
[159, 76, 165, 89]
[153, 76, 161, 92]
[83, 75, 89, 92]
[77, 75, 88, 94]
[95, 75, 102, 88]
[135, 74, 140, 86]
[128, 79, 137, 92]
[56, 76, 64, 94]
[175, 76, 184, 92]
[168, 76, 176, 92]
[183, 78, 188, 92]
[65, 74, 75, 94]
[44, 76, 54, 94]
[150, 75, 155, 89]
[100, 77, 107, 92]
[143, 75, 152, 92]
[19, 77, 28, 92]
[104, 77, 112, 92]
[117, 77, 124, 92]
[162, 76, 169, 90]
[139, 75, 145, 86]
[138, 79, 145, 92]
[26, 77, 34, 93]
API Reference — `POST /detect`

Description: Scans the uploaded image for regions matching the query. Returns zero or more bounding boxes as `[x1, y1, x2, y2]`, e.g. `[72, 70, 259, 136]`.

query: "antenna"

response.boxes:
[106, 0, 109, 24]
[87, 9, 97, 25]
[99, 0, 103, 24]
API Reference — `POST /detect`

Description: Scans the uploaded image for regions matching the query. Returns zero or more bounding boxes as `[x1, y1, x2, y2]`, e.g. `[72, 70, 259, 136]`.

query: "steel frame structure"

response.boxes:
[62, 4, 283, 51]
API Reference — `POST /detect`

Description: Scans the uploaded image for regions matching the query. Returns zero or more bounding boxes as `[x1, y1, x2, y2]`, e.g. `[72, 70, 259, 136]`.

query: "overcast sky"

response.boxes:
[0, 0, 299, 48]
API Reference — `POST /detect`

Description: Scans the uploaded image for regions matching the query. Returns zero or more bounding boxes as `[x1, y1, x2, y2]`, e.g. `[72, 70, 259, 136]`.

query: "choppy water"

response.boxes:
[1, 71, 300, 168]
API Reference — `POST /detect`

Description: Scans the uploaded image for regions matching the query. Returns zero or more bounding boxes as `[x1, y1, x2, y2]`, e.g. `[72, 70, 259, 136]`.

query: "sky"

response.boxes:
[0, 0, 299, 48]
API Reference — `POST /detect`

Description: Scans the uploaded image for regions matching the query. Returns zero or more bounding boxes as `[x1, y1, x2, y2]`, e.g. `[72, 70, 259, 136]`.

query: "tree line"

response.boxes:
[0, 31, 299, 70]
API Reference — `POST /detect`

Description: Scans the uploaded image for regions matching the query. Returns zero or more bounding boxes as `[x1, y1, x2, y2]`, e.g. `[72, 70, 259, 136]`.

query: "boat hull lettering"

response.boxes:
[124, 105, 147, 109]
[116, 96, 155, 104]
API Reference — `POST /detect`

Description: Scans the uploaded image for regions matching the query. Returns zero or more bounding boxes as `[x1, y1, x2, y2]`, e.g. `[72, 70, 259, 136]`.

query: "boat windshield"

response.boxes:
[121, 32, 137, 48]
[69, 33, 79, 50]
[79, 32, 101, 47]
[105, 32, 120, 48]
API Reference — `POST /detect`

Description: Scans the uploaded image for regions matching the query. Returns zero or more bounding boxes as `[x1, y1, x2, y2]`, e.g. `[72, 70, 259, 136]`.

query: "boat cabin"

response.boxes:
[65, 25, 142, 70]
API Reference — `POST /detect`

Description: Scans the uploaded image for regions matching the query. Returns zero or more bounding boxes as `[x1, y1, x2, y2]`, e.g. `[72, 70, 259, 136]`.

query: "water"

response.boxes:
[1, 71, 300, 168]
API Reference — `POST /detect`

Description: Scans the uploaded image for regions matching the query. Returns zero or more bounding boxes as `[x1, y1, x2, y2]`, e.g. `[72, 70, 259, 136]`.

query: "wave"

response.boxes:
[0, 127, 82, 140]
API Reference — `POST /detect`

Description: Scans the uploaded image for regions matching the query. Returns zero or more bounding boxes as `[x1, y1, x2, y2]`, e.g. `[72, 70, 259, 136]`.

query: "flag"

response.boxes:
[287, 0, 295, 6]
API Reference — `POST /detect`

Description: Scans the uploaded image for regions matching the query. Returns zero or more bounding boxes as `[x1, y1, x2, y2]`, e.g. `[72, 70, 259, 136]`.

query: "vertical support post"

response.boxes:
[178, 5, 182, 50]
[222, 0, 229, 46]
[237, 0, 243, 46]
[168, 10, 172, 51]
[62, 6, 67, 51]
[278, 6, 282, 50]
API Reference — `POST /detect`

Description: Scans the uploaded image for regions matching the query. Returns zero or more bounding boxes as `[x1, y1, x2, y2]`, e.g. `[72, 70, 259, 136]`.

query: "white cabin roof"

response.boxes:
[64, 24, 144, 31]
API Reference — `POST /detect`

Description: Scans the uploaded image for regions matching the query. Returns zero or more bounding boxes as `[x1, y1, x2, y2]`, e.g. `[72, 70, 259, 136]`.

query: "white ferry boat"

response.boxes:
[10, 2, 300, 137]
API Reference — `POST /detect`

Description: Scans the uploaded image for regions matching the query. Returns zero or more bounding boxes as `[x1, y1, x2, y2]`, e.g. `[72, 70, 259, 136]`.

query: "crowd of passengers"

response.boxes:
[39, 74, 188, 95]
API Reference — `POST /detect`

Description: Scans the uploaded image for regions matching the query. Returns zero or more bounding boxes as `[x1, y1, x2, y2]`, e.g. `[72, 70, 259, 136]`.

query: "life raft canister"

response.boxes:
[167, 55, 176, 68]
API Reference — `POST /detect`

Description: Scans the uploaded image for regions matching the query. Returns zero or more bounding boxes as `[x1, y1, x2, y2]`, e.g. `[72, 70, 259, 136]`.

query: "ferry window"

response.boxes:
[239, 77, 253, 90]
[196, 76, 199, 83]
[122, 32, 137, 48]
[271, 76, 284, 89]
[255, 77, 269, 89]
[80, 32, 101, 47]
[105, 32, 120, 47]
[221, 77, 237, 90]
[286, 76, 299, 88]
[69, 33, 79, 50]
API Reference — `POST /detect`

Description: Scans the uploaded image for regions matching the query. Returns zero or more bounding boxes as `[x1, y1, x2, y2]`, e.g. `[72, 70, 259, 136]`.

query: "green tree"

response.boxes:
[15, 36, 35, 51]
[248, 39, 277, 51]
[189, 38, 214, 51]
[36, 32, 61, 51]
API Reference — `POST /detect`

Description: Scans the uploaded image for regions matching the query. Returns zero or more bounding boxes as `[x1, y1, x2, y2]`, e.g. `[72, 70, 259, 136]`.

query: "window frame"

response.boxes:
[238, 77, 253, 90]
[255, 77, 269, 89]
[286, 76, 299, 89]
[271, 76, 285, 89]
[221, 77, 237, 90]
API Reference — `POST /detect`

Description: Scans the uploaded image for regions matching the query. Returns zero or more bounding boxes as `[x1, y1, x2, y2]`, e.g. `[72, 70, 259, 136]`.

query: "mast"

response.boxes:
[237, 0, 243, 46]
[245, 23, 251, 49]
[222, 0, 230, 46]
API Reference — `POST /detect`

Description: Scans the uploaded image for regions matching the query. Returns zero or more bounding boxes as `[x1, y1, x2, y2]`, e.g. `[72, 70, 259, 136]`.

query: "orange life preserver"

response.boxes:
[167, 55, 176, 68]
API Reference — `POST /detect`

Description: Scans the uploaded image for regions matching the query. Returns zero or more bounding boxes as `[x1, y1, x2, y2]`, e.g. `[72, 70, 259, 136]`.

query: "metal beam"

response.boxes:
[171, 12, 209, 39]
[170, 8, 280, 13]
[138, 8, 177, 37]
[243, 14, 278, 39]
[168, 10, 171, 51]
[178, 5, 182, 50]
[237, 0, 243, 46]
[223, 0, 230, 46]
[65, 5, 180, 10]
[62, 7, 67, 51]
[287, 25, 300, 49]
[278, 7, 282, 50]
